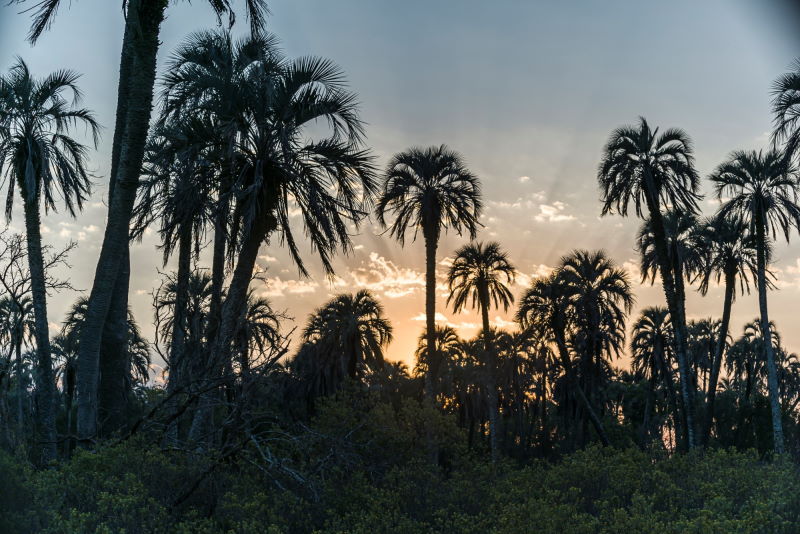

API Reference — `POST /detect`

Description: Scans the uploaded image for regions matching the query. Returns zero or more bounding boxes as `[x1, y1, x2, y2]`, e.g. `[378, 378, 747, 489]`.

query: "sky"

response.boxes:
[1, 1, 799, 371]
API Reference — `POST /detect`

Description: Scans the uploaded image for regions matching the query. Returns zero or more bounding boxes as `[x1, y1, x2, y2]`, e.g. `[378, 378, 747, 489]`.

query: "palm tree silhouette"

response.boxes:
[711, 148, 800, 454]
[134, 118, 216, 405]
[29, 0, 269, 445]
[159, 30, 280, 363]
[0, 59, 99, 460]
[598, 117, 701, 449]
[208, 48, 376, 391]
[293, 290, 392, 398]
[772, 59, 800, 162]
[376, 145, 481, 401]
[693, 214, 760, 446]
[631, 306, 678, 444]
[559, 250, 633, 416]
[414, 325, 464, 405]
[447, 241, 514, 462]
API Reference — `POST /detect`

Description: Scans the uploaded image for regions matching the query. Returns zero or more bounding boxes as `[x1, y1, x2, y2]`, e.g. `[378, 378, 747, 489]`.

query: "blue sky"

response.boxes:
[1, 1, 798, 366]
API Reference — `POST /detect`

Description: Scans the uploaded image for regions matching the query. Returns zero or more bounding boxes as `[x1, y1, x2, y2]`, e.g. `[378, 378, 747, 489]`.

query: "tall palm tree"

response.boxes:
[631, 306, 678, 443]
[598, 117, 702, 449]
[693, 214, 760, 445]
[293, 290, 392, 396]
[772, 59, 800, 162]
[376, 146, 481, 400]
[447, 241, 514, 462]
[711, 148, 800, 454]
[0, 59, 98, 460]
[25, 0, 269, 445]
[209, 49, 376, 381]
[134, 117, 215, 401]
[158, 29, 280, 372]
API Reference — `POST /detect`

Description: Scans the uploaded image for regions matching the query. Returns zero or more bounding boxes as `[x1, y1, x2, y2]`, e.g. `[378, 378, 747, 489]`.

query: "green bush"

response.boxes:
[1, 392, 798, 533]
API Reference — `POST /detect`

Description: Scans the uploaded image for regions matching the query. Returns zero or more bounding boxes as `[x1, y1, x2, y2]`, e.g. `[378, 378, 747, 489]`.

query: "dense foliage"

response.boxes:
[1, 389, 799, 533]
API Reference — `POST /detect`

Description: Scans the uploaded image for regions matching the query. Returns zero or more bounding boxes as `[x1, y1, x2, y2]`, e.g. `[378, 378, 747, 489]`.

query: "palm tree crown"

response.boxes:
[447, 241, 515, 316]
[376, 145, 482, 246]
[0, 58, 98, 219]
[598, 117, 700, 218]
[711, 149, 800, 241]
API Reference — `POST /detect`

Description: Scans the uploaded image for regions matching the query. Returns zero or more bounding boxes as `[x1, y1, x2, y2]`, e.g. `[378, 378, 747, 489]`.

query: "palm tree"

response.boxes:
[772, 59, 800, 162]
[414, 325, 464, 404]
[134, 117, 215, 400]
[209, 48, 376, 385]
[560, 250, 633, 412]
[517, 271, 609, 446]
[158, 29, 280, 373]
[376, 146, 482, 400]
[293, 290, 392, 396]
[711, 148, 800, 454]
[447, 241, 514, 462]
[233, 292, 283, 379]
[598, 117, 702, 449]
[693, 214, 760, 446]
[631, 306, 678, 444]
[637, 210, 704, 297]
[26, 0, 268, 445]
[0, 59, 99, 460]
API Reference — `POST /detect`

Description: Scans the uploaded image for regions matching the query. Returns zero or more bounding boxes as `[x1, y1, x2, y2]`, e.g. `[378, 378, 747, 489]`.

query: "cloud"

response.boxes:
[258, 254, 278, 263]
[516, 264, 554, 287]
[534, 201, 576, 223]
[260, 277, 319, 298]
[350, 252, 425, 298]
[411, 311, 449, 323]
[518, 176, 530, 183]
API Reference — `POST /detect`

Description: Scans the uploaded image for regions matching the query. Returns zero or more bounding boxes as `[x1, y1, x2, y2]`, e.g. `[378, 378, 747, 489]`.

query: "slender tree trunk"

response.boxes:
[479, 286, 501, 463]
[190, 215, 270, 444]
[164, 229, 192, 445]
[755, 216, 785, 454]
[95, 12, 135, 439]
[701, 267, 734, 447]
[75, 0, 167, 444]
[97, 252, 130, 437]
[22, 199, 56, 462]
[642, 169, 697, 449]
[15, 339, 24, 442]
[423, 235, 437, 401]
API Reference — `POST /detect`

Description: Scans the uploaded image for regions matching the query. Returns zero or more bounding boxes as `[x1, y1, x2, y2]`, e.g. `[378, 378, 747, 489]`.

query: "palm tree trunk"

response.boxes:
[423, 235, 437, 401]
[96, 10, 135, 439]
[164, 228, 192, 445]
[97, 252, 130, 437]
[701, 267, 734, 447]
[190, 215, 270, 445]
[15, 338, 24, 442]
[22, 199, 56, 462]
[755, 216, 785, 454]
[642, 169, 697, 449]
[75, 0, 167, 444]
[479, 290, 500, 464]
